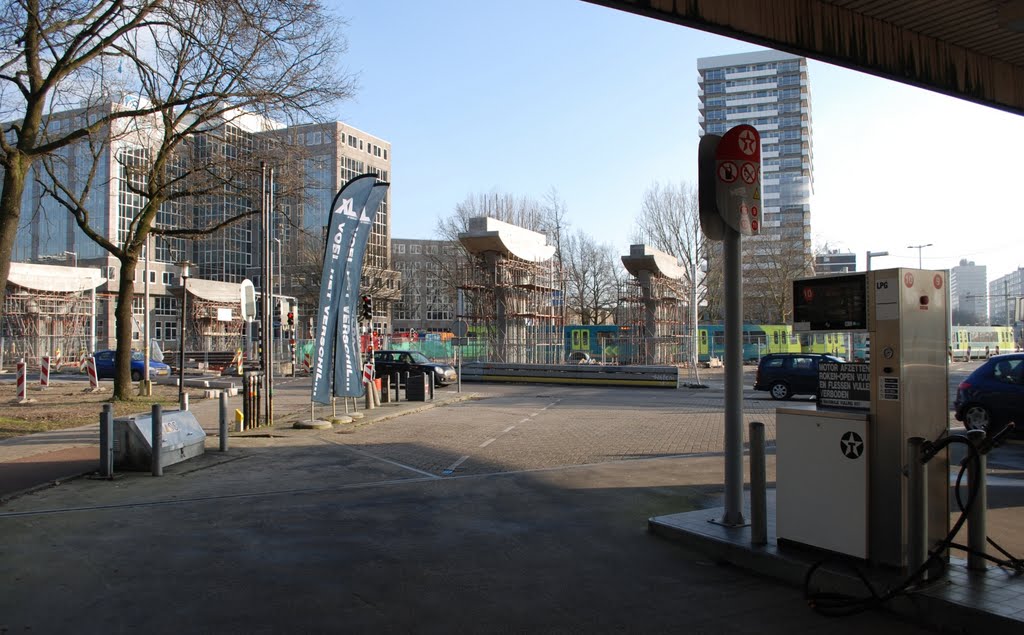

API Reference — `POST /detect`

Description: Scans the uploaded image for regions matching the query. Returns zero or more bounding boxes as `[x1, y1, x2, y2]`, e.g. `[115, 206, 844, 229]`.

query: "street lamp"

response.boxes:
[907, 243, 933, 269]
[866, 250, 889, 271]
[177, 260, 191, 409]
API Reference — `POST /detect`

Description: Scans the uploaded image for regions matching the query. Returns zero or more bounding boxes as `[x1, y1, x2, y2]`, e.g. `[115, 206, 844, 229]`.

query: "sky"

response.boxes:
[328, 0, 1024, 282]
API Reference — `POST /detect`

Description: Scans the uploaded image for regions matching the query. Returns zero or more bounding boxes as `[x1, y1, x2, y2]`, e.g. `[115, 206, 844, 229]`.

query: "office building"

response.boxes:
[697, 50, 814, 322]
[815, 249, 856, 275]
[390, 238, 464, 336]
[950, 259, 988, 325]
[9, 103, 394, 351]
[989, 268, 1024, 327]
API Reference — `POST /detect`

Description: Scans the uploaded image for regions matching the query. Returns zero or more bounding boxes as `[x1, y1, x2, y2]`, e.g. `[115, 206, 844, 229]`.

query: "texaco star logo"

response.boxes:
[840, 431, 864, 459]
[738, 129, 757, 155]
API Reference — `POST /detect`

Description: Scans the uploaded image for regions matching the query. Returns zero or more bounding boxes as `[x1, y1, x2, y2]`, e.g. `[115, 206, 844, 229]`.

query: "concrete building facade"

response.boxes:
[950, 259, 988, 325]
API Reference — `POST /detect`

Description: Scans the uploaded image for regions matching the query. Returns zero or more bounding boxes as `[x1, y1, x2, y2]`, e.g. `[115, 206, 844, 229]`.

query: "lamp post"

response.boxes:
[907, 243, 933, 269]
[866, 250, 889, 271]
[177, 260, 191, 408]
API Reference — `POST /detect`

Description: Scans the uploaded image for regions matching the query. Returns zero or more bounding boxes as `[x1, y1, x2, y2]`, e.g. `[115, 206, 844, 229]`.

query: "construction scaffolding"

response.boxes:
[617, 244, 691, 366]
[456, 218, 562, 364]
[1, 263, 102, 368]
[177, 278, 249, 354]
[613, 276, 690, 365]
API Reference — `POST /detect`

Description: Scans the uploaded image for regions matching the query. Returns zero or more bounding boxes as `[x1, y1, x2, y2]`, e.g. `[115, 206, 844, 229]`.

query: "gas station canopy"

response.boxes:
[585, 0, 1024, 116]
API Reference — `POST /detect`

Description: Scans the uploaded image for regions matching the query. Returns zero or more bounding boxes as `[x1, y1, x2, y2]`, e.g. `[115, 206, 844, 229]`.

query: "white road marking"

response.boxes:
[503, 425, 515, 433]
[445, 455, 470, 472]
[479, 438, 496, 448]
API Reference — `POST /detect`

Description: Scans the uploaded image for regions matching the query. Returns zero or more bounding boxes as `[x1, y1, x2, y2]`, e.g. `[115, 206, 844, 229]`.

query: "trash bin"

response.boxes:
[406, 372, 430, 401]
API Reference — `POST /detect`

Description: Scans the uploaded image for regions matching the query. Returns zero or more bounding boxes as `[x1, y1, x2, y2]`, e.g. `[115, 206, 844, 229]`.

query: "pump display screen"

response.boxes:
[792, 274, 868, 331]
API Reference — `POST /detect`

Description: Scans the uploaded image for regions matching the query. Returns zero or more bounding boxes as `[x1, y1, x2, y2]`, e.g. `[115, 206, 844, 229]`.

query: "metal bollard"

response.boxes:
[403, 371, 410, 400]
[965, 429, 988, 571]
[381, 375, 391, 403]
[907, 437, 928, 576]
[749, 421, 767, 546]
[99, 403, 114, 478]
[393, 372, 401, 402]
[151, 404, 163, 477]
[179, 391, 189, 412]
[429, 376, 435, 400]
[219, 391, 229, 452]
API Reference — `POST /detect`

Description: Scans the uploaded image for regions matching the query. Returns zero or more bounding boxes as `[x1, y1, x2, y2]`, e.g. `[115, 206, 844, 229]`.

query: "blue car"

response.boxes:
[955, 353, 1024, 435]
[92, 349, 171, 381]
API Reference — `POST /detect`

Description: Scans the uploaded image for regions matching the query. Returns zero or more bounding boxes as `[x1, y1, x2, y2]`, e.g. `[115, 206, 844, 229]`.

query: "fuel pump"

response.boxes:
[775, 268, 949, 571]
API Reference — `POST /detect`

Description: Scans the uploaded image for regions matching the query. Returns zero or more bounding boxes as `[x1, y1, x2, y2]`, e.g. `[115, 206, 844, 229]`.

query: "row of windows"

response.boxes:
[345, 134, 388, 160]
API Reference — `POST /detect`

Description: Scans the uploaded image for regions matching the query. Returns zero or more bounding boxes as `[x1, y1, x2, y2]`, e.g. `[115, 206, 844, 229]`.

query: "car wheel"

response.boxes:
[770, 382, 791, 400]
[131, 370, 142, 381]
[962, 404, 996, 434]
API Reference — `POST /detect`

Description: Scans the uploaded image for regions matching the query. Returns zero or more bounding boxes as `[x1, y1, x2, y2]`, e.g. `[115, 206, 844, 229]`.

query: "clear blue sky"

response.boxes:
[329, 0, 1024, 282]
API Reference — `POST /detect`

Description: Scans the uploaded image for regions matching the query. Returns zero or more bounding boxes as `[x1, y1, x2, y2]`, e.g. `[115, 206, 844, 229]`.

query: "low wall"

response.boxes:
[459, 362, 678, 388]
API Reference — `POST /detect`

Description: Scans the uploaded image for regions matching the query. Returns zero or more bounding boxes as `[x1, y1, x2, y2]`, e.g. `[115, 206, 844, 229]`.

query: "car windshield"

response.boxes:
[408, 352, 431, 364]
[130, 351, 144, 361]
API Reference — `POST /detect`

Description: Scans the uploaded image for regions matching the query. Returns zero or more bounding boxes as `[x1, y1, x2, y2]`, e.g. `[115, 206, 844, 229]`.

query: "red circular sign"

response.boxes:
[904, 272, 915, 288]
[933, 274, 943, 289]
[751, 206, 758, 217]
[718, 161, 738, 183]
[751, 219, 759, 232]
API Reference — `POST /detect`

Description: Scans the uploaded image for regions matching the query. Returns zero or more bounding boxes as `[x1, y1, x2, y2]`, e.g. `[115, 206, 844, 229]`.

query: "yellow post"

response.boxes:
[234, 408, 244, 430]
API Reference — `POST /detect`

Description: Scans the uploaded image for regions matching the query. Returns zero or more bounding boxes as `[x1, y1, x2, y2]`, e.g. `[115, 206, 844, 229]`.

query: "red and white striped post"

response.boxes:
[303, 351, 311, 374]
[78, 350, 88, 373]
[16, 358, 27, 402]
[40, 355, 51, 389]
[53, 348, 63, 372]
[362, 361, 374, 410]
[86, 355, 99, 391]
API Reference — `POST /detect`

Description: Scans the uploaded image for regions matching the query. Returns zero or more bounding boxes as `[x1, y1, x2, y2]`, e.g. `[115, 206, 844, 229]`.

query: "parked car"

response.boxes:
[93, 349, 172, 381]
[372, 350, 457, 387]
[955, 353, 1024, 435]
[753, 352, 845, 400]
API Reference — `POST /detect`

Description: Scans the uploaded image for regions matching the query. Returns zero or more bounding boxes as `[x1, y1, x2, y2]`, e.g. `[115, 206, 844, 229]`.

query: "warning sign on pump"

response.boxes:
[880, 376, 900, 401]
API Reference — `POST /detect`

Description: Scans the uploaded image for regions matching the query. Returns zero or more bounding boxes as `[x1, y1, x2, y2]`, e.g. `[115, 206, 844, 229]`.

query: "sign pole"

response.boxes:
[721, 226, 745, 526]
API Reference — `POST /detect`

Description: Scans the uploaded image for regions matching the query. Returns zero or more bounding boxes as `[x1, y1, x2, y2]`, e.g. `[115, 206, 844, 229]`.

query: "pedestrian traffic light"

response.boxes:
[287, 310, 294, 331]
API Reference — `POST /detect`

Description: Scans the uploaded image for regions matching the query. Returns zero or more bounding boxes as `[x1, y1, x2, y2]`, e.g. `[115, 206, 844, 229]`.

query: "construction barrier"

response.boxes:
[16, 358, 27, 402]
[459, 362, 679, 388]
[302, 352, 311, 374]
[53, 348, 63, 371]
[40, 355, 50, 388]
[78, 350, 88, 373]
[86, 355, 99, 390]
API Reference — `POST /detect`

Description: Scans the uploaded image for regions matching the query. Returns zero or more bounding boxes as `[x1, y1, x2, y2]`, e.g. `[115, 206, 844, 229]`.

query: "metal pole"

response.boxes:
[907, 437, 928, 576]
[966, 429, 988, 571]
[99, 403, 113, 478]
[151, 404, 163, 477]
[720, 227, 745, 526]
[749, 421, 766, 545]
[219, 391, 228, 452]
[143, 234, 151, 391]
[178, 275, 188, 406]
[261, 164, 273, 426]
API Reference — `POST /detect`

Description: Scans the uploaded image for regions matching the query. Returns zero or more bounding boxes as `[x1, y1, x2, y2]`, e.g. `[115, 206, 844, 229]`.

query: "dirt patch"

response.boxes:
[0, 378, 193, 440]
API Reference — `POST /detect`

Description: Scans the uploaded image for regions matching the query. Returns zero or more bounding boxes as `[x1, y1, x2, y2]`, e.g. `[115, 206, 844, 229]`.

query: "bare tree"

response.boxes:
[633, 181, 722, 321]
[562, 229, 619, 325]
[744, 234, 815, 323]
[0, 0, 170, 314]
[29, 0, 353, 398]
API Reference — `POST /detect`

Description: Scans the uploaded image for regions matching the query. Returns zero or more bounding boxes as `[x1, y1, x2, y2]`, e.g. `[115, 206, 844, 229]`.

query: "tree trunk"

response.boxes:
[113, 256, 139, 399]
[0, 154, 29, 312]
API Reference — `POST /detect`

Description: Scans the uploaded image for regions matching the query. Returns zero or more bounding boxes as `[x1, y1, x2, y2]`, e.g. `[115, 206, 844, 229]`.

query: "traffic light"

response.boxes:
[287, 310, 294, 331]
[360, 295, 373, 322]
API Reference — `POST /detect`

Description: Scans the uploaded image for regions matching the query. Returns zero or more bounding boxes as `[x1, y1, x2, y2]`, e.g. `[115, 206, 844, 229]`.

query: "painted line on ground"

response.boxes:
[503, 425, 515, 433]
[320, 437, 441, 479]
[479, 438, 496, 448]
[442, 455, 470, 475]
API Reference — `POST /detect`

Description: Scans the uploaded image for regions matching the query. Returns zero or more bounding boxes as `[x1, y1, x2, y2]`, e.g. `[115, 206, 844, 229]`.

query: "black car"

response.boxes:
[753, 353, 844, 400]
[955, 353, 1024, 435]
[372, 350, 457, 387]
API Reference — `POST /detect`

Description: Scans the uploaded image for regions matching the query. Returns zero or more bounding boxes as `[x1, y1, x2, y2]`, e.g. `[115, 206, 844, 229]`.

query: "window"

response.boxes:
[411, 244, 422, 255]
[164, 320, 177, 341]
[396, 244, 406, 254]
[154, 322, 162, 340]
[162, 272, 177, 285]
